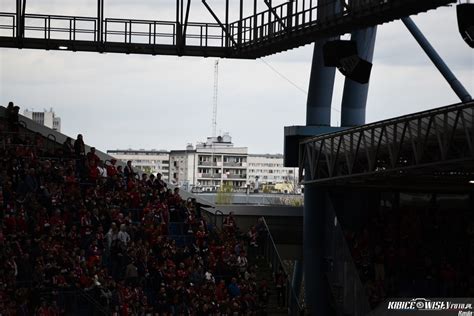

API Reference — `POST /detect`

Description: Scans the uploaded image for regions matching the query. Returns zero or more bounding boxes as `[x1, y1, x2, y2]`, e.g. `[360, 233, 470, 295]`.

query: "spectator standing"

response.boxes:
[6, 101, 19, 131]
[74, 134, 85, 158]
[86, 147, 100, 166]
[275, 268, 286, 308]
[62, 137, 74, 157]
[124, 160, 136, 180]
[237, 251, 248, 274]
[154, 173, 167, 192]
[106, 159, 118, 178]
[74, 134, 86, 179]
[228, 277, 241, 298]
[117, 224, 130, 246]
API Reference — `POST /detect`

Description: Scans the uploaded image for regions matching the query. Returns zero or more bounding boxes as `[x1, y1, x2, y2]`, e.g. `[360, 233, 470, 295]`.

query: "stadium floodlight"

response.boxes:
[469, 180, 474, 184]
[58, 46, 68, 50]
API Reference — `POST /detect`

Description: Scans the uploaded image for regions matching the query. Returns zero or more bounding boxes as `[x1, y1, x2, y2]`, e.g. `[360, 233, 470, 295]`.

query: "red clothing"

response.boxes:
[36, 306, 51, 316]
[196, 230, 207, 248]
[128, 191, 140, 208]
[89, 165, 99, 181]
[50, 214, 63, 228]
[87, 152, 100, 166]
[107, 164, 118, 177]
[4, 215, 16, 233]
[215, 283, 227, 301]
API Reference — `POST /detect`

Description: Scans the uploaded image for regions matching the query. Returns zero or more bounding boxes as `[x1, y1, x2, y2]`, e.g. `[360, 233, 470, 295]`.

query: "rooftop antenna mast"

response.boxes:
[210, 60, 220, 190]
[212, 60, 219, 137]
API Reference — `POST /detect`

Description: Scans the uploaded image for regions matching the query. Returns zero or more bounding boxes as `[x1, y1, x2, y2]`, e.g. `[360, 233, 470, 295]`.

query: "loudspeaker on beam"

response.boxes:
[338, 56, 373, 84]
[323, 40, 358, 66]
[323, 40, 373, 84]
[457, 3, 474, 48]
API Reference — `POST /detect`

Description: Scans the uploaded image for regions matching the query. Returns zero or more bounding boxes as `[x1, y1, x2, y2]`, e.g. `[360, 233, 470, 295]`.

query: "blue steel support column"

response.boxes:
[304, 184, 329, 314]
[341, 26, 377, 127]
[304, 0, 339, 313]
[306, 0, 340, 126]
[402, 17, 472, 103]
[306, 39, 337, 125]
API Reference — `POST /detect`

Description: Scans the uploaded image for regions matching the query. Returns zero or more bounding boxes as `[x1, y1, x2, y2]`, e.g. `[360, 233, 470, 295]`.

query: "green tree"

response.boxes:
[215, 182, 234, 204]
[141, 166, 153, 174]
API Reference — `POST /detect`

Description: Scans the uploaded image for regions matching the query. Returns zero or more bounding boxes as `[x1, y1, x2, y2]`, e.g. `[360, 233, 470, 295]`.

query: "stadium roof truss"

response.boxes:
[299, 101, 474, 189]
[0, 0, 454, 58]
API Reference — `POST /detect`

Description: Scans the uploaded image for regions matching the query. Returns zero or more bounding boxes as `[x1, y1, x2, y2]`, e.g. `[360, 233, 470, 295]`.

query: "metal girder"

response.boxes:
[0, 0, 455, 59]
[201, 0, 237, 47]
[175, 0, 192, 54]
[299, 101, 474, 185]
[97, 0, 104, 50]
[15, 0, 26, 43]
[264, 0, 288, 31]
[182, 0, 192, 41]
[402, 17, 472, 103]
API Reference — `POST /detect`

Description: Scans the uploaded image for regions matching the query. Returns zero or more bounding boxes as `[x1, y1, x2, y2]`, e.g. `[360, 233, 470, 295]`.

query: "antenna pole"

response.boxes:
[212, 60, 219, 137]
[211, 60, 219, 190]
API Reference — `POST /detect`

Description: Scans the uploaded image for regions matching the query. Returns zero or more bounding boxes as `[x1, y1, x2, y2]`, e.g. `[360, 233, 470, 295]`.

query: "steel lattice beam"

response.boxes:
[299, 101, 474, 186]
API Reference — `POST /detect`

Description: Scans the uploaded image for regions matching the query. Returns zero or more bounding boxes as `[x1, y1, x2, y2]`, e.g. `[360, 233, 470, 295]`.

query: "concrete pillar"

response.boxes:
[341, 26, 377, 127]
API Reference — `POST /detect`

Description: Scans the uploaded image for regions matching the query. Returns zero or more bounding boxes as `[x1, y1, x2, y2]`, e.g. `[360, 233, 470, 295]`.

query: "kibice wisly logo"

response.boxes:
[387, 298, 473, 311]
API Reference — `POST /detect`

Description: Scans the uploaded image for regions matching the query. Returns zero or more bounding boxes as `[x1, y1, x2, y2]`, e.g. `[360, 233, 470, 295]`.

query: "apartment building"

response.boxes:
[23, 108, 61, 132]
[170, 133, 248, 191]
[168, 145, 196, 190]
[107, 149, 170, 180]
[107, 133, 299, 192]
[247, 154, 299, 191]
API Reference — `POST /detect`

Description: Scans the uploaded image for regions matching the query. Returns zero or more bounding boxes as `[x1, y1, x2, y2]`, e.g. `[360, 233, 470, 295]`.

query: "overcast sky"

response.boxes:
[0, 1, 472, 154]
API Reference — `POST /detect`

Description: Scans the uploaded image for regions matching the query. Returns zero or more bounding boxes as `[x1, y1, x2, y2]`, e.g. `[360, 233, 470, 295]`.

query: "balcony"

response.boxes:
[198, 161, 219, 167]
[223, 161, 246, 167]
[225, 174, 247, 180]
[200, 173, 222, 179]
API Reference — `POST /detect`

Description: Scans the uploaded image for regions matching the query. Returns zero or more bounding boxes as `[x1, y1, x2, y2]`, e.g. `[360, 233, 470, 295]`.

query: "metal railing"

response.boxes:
[324, 207, 371, 315]
[200, 209, 303, 314]
[0, 12, 225, 47]
[229, 0, 322, 46]
[200, 173, 222, 179]
[0, 1, 350, 48]
[10, 283, 109, 315]
[225, 173, 247, 179]
[198, 161, 219, 166]
[260, 217, 304, 315]
[0, 0, 455, 58]
[0, 128, 64, 155]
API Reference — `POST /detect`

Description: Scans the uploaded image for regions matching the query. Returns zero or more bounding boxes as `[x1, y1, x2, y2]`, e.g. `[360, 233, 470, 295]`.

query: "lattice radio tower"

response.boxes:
[212, 60, 219, 138]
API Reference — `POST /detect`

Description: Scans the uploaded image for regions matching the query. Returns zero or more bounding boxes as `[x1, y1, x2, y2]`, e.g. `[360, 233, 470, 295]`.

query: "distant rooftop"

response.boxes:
[108, 149, 169, 154]
[248, 153, 284, 158]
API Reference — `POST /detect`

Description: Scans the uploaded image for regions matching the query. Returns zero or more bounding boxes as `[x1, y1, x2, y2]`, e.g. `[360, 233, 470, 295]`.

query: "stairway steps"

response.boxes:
[252, 268, 290, 314]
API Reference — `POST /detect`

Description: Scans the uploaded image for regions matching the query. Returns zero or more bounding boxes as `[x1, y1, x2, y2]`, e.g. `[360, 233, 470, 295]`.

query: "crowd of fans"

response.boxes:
[345, 199, 474, 307]
[0, 104, 275, 315]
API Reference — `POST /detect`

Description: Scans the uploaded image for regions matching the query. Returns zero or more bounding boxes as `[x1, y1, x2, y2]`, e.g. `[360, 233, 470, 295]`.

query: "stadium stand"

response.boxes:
[343, 200, 474, 307]
[0, 103, 289, 315]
